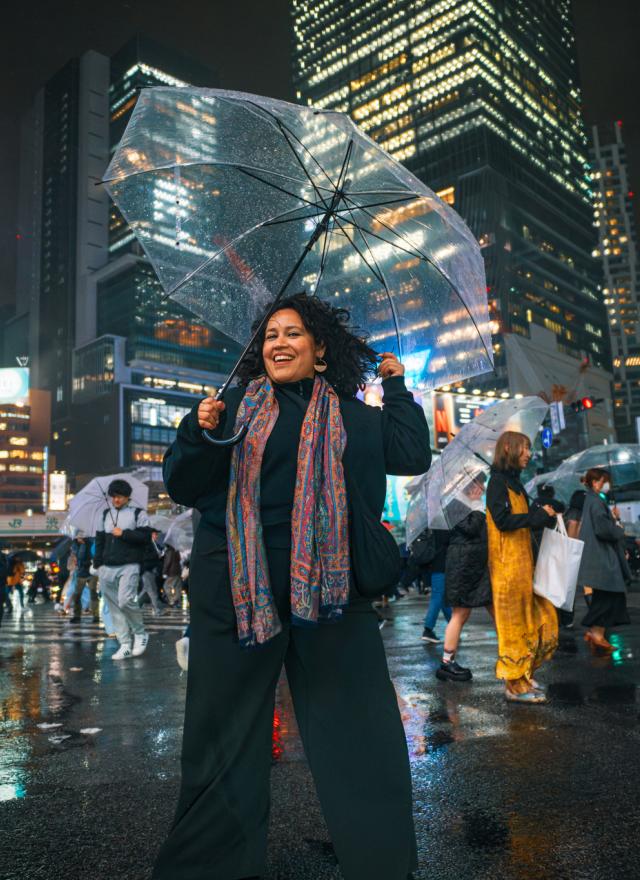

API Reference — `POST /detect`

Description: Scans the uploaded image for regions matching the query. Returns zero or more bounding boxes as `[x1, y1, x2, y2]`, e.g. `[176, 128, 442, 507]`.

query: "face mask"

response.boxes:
[602, 482, 611, 494]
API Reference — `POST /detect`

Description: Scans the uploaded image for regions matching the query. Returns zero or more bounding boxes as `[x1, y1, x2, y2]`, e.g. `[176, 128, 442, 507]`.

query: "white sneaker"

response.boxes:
[112, 644, 133, 660]
[132, 632, 149, 657]
[175, 636, 189, 672]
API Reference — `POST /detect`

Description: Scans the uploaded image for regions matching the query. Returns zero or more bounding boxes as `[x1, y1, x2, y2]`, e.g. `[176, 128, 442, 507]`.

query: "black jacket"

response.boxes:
[32, 569, 51, 589]
[142, 537, 164, 574]
[0, 552, 7, 589]
[486, 468, 554, 532]
[163, 376, 431, 554]
[445, 511, 492, 607]
[94, 507, 150, 568]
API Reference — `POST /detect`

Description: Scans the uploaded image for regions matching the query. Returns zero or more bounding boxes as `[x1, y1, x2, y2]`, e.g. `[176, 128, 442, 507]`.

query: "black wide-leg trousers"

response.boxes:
[152, 532, 417, 880]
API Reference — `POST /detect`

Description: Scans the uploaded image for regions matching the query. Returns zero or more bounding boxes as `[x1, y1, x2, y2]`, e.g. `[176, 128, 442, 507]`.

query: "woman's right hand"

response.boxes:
[542, 505, 557, 517]
[198, 397, 226, 431]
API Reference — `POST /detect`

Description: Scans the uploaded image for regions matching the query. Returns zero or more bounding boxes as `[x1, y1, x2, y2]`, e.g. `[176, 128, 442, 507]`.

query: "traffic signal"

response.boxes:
[570, 397, 597, 413]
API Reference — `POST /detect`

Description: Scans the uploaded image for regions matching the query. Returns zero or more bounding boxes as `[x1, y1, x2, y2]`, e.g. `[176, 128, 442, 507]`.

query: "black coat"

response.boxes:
[577, 489, 631, 592]
[163, 376, 431, 560]
[444, 511, 492, 608]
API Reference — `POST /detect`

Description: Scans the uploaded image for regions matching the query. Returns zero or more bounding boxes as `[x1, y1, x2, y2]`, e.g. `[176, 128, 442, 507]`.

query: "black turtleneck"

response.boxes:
[260, 378, 314, 534]
[486, 466, 553, 532]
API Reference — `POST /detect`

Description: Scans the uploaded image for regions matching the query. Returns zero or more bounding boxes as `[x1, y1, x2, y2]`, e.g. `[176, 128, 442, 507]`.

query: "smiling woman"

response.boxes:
[155, 291, 431, 880]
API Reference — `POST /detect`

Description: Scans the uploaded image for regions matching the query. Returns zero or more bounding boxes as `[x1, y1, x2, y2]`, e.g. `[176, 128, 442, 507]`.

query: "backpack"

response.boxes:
[409, 528, 437, 567]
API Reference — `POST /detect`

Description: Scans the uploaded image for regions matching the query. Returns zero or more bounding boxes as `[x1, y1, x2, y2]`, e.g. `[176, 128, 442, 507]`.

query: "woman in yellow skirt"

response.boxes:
[486, 431, 559, 704]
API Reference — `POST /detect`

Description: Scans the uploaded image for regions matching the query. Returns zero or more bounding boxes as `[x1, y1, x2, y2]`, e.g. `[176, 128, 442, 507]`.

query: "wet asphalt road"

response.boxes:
[1, 591, 639, 880]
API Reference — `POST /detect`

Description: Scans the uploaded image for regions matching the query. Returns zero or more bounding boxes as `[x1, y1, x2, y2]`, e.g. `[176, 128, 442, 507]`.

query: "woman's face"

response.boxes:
[591, 476, 608, 493]
[517, 442, 531, 469]
[262, 308, 325, 385]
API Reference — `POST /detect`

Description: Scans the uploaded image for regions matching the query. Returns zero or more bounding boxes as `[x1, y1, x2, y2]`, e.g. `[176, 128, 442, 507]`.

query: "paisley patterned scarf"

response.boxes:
[226, 374, 350, 646]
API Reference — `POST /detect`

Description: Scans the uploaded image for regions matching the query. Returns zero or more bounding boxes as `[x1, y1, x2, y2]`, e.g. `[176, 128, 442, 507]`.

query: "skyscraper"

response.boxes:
[591, 121, 640, 441]
[16, 36, 239, 482]
[292, 0, 608, 392]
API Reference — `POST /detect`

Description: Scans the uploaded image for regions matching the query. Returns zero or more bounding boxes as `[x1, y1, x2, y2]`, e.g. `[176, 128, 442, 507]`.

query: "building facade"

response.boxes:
[0, 371, 51, 515]
[16, 36, 237, 484]
[292, 0, 609, 397]
[590, 121, 640, 441]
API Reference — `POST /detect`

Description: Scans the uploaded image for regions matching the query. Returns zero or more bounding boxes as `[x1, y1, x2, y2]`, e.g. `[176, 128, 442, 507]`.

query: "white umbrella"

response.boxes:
[164, 510, 194, 552]
[66, 474, 149, 537]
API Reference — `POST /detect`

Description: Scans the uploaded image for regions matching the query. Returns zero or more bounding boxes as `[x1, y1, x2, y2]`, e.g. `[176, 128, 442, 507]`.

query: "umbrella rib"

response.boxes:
[260, 196, 417, 229]
[162, 199, 329, 300]
[336, 210, 403, 360]
[343, 193, 493, 367]
[273, 119, 332, 210]
[239, 96, 337, 193]
[234, 165, 325, 210]
[102, 159, 332, 191]
[332, 216, 384, 286]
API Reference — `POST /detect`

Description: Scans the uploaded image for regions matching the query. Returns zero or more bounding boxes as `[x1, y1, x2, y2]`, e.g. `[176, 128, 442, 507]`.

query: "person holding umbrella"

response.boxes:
[486, 431, 558, 704]
[436, 473, 493, 682]
[94, 479, 152, 660]
[153, 293, 430, 880]
[578, 468, 631, 652]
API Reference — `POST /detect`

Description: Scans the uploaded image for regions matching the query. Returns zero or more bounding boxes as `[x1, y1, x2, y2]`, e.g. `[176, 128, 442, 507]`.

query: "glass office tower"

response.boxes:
[591, 121, 640, 440]
[292, 0, 608, 389]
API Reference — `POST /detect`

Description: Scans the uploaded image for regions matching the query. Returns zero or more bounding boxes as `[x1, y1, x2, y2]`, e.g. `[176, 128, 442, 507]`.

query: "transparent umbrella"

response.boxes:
[164, 510, 194, 552]
[526, 444, 640, 503]
[102, 88, 493, 445]
[406, 396, 549, 543]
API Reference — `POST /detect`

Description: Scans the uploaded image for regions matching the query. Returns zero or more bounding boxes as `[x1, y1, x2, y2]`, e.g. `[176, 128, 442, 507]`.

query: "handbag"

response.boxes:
[533, 514, 584, 611]
[409, 528, 436, 566]
[347, 480, 402, 598]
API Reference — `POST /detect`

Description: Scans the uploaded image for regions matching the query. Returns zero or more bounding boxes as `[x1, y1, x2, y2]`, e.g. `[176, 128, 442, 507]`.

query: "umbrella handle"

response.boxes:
[201, 423, 248, 447]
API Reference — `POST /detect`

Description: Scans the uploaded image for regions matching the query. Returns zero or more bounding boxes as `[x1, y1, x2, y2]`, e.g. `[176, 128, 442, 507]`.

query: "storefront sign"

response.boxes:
[0, 512, 64, 537]
[49, 473, 67, 511]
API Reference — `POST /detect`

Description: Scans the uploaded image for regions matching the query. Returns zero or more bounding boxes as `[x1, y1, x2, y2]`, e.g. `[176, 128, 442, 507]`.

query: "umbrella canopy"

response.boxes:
[406, 396, 549, 543]
[149, 514, 173, 534]
[164, 509, 194, 552]
[102, 88, 492, 397]
[66, 474, 149, 538]
[525, 444, 640, 503]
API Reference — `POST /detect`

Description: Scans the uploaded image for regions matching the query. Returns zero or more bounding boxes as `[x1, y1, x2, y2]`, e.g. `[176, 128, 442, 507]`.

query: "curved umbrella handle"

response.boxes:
[201, 423, 248, 447]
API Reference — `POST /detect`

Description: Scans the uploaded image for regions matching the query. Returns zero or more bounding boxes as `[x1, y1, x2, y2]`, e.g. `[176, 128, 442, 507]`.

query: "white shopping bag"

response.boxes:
[533, 515, 584, 611]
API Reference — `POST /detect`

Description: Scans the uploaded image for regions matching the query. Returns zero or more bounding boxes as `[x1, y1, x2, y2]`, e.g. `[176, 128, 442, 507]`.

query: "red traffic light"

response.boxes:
[582, 397, 594, 409]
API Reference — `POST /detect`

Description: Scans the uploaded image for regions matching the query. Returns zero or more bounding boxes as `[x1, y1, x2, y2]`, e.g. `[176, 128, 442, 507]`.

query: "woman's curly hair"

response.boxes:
[236, 292, 379, 397]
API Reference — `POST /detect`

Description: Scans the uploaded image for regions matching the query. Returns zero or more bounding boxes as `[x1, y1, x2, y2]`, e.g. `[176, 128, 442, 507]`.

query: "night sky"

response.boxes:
[0, 0, 638, 307]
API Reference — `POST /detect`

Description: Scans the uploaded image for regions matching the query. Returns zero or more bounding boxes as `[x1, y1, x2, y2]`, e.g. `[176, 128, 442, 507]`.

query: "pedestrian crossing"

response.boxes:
[0, 606, 189, 645]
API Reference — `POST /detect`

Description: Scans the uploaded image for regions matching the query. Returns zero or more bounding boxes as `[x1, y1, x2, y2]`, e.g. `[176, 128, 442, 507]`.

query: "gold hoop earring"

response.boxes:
[314, 357, 328, 373]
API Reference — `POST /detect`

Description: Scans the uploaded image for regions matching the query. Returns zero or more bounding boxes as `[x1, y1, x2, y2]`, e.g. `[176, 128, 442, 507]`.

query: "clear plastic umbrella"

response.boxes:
[164, 509, 194, 552]
[525, 444, 640, 503]
[102, 88, 493, 445]
[406, 396, 549, 543]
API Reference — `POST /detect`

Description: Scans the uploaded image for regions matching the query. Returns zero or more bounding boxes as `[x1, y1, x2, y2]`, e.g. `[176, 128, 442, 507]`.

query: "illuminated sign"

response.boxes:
[49, 472, 68, 511]
[0, 368, 29, 405]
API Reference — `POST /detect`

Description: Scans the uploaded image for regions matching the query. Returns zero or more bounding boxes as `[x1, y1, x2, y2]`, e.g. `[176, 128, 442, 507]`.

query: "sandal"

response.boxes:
[505, 688, 547, 704]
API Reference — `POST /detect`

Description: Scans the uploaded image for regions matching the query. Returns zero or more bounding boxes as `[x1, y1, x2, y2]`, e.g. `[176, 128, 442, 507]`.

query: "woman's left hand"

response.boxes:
[378, 352, 405, 380]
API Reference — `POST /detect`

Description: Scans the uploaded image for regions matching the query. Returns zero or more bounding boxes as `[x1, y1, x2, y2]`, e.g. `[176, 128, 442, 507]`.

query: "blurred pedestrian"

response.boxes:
[94, 479, 152, 660]
[70, 536, 99, 623]
[28, 561, 51, 604]
[152, 293, 429, 880]
[436, 477, 493, 682]
[530, 483, 566, 551]
[7, 556, 26, 610]
[578, 468, 630, 653]
[162, 543, 182, 607]
[420, 529, 451, 643]
[139, 530, 167, 615]
[486, 431, 558, 704]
